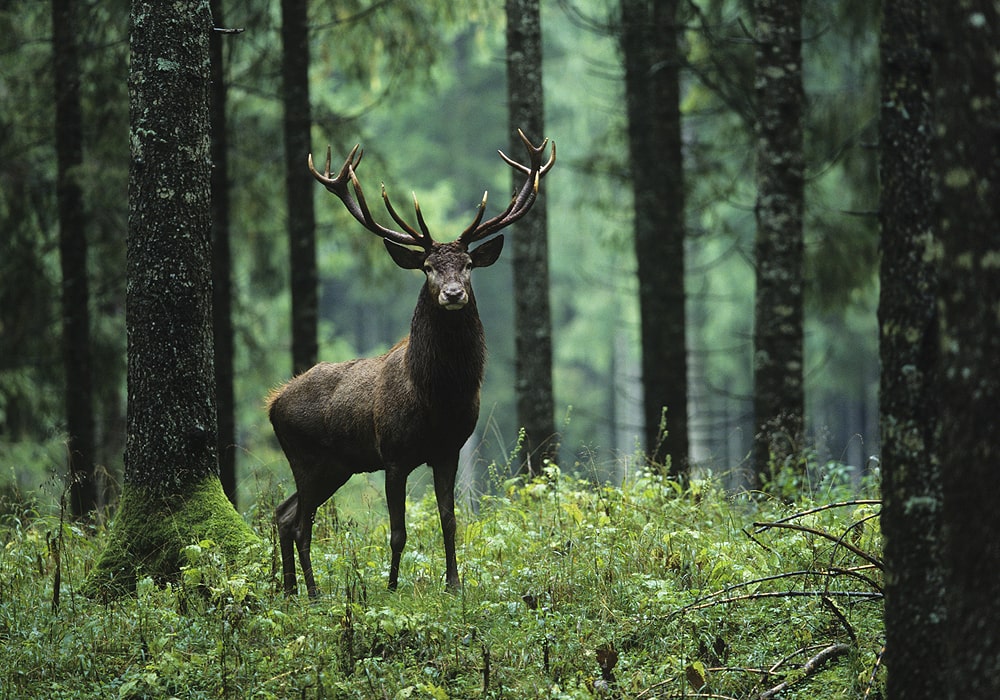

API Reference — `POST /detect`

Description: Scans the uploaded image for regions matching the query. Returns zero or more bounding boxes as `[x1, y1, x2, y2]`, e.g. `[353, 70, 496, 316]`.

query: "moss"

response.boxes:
[83, 476, 261, 599]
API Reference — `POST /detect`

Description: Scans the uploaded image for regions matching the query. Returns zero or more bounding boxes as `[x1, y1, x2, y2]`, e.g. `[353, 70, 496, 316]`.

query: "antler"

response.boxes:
[309, 129, 555, 248]
[308, 145, 433, 249]
[458, 129, 556, 245]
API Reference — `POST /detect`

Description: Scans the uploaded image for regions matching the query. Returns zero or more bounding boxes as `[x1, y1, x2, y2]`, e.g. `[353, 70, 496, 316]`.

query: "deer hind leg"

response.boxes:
[295, 501, 321, 597]
[275, 493, 301, 595]
[275, 491, 320, 596]
[277, 470, 351, 597]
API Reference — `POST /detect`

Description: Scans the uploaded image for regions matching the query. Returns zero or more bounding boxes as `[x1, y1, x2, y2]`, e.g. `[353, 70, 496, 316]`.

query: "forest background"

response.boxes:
[7, 0, 1000, 696]
[0, 0, 879, 508]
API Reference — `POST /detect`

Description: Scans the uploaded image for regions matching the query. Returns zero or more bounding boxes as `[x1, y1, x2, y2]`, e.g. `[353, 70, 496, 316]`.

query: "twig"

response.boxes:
[767, 643, 829, 675]
[863, 645, 885, 699]
[685, 567, 876, 611]
[482, 645, 490, 694]
[753, 500, 880, 529]
[827, 565, 882, 593]
[681, 589, 881, 614]
[821, 595, 856, 644]
[635, 678, 738, 700]
[748, 520, 883, 570]
[667, 572, 882, 620]
[757, 643, 850, 699]
[706, 666, 781, 677]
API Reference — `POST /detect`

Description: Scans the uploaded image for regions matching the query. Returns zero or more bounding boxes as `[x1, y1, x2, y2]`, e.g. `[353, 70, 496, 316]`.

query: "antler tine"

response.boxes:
[458, 191, 490, 240]
[459, 129, 556, 244]
[308, 144, 426, 249]
[308, 144, 364, 222]
[497, 128, 556, 176]
[410, 193, 434, 243]
[380, 186, 434, 246]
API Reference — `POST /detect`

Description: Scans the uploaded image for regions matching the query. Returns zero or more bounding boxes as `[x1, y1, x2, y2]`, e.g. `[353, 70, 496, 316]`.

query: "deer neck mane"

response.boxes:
[405, 285, 487, 402]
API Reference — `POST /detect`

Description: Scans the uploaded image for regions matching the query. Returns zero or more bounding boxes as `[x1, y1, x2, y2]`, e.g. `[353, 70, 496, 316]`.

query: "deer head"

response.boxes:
[307, 129, 556, 311]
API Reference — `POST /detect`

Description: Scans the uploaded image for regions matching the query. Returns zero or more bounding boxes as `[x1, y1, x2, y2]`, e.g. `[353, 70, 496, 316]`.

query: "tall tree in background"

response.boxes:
[87, 0, 257, 596]
[210, 0, 237, 505]
[751, 0, 805, 486]
[933, 1, 1000, 694]
[620, 0, 689, 475]
[877, 0, 945, 696]
[282, 0, 318, 375]
[52, 0, 97, 516]
[506, 0, 557, 473]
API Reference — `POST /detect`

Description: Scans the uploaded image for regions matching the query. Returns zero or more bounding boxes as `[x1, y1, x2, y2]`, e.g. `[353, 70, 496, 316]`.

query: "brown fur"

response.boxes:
[269, 237, 502, 594]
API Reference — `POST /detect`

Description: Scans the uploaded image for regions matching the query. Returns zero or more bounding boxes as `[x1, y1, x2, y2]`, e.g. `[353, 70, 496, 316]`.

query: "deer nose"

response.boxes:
[439, 283, 468, 310]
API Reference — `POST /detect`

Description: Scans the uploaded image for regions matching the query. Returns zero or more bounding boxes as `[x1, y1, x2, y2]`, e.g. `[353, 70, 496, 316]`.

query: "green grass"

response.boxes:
[0, 464, 884, 699]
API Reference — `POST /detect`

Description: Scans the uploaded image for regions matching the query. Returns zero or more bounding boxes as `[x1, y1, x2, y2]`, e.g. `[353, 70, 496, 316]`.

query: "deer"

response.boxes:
[268, 129, 555, 595]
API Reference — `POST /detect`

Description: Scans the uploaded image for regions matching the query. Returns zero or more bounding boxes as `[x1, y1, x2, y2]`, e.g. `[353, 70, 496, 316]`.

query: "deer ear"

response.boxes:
[470, 235, 504, 268]
[384, 239, 425, 270]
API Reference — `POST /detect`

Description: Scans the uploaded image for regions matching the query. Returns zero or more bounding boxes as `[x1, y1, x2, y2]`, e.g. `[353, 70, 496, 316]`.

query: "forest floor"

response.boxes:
[0, 463, 883, 699]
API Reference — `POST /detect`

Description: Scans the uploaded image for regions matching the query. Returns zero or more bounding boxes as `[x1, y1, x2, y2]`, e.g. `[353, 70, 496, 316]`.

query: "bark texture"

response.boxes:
[281, 0, 318, 376]
[751, 0, 805, 485]
[877, 1, 946, 696]
[621, 0, 689, 475]
[53, 0, 97, 516]
[87, 0, 257, 597]
[210, 0, 237, 505]
[932, 2, 1000, 696]
[506, 0, 557, 473]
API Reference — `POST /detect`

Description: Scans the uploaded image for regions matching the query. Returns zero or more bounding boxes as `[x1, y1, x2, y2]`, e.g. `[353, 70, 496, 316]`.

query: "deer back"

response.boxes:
[268, 358, 384, 469]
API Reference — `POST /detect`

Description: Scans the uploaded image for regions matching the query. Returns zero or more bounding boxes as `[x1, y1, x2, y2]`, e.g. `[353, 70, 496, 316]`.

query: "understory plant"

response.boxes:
[0, 461, 883, 699]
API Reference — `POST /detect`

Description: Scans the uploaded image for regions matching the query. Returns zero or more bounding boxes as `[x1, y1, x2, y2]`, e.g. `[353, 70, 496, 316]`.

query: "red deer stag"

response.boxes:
[268, 130, 555, 595]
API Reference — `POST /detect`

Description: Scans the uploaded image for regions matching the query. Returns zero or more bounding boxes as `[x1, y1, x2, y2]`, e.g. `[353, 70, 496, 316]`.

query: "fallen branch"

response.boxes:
[821, 595, 857, 644]
[667, 566, 881, 621]
[863, 645, 885, 699]
[749, 520, 883, 570]
[766, 643, 830, 676]
[757, 643, 850, 699]
[753, 500, 880, 529]
[679, 589, 881, 615]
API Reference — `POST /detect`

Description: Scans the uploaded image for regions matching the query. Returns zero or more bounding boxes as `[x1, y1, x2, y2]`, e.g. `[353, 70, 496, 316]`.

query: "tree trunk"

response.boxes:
[506, 0, 557, 474]
[932, 2, 1000, 696]
[281, 0, 318, 376]
[52, 0, 97, 517]
[86, 0, 257, 598]
[210, 0, 237, 506]
[751, 0, 805, 487]
[620, 0, 689, 476]
[877, 1, 946, 696]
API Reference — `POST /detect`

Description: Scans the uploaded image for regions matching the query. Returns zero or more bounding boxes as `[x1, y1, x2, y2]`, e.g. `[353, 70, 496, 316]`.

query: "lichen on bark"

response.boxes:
[751, 0, 805, 485]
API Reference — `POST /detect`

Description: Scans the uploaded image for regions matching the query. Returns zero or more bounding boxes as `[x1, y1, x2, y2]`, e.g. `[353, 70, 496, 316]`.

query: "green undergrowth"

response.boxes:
[0, 465, 884, 699]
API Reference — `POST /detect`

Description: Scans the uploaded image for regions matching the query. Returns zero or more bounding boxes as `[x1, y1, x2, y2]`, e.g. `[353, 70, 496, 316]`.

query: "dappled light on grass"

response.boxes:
[0, 464, 883, 698]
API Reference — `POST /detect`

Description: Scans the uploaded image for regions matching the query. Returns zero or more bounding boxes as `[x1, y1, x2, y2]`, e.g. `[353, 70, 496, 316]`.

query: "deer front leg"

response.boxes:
[432, 458, 461, 590]
[385, 468, 408, 590]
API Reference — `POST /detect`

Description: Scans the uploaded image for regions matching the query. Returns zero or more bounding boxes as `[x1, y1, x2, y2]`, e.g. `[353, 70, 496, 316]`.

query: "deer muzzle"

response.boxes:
[439, 282, 469, 310]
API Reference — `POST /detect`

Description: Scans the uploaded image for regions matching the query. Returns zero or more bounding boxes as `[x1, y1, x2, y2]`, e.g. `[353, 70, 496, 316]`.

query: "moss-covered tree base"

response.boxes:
[84, 476, 260, 599]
